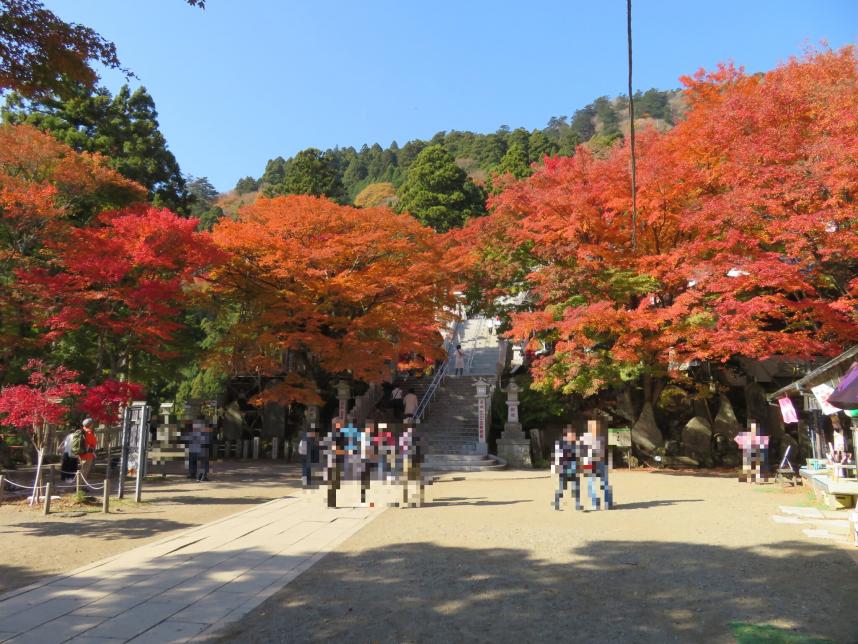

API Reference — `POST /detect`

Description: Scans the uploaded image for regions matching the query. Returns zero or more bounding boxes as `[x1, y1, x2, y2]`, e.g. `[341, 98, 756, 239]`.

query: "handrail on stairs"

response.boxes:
[414, 321, 462, 424]
[464, 316, 486, 375]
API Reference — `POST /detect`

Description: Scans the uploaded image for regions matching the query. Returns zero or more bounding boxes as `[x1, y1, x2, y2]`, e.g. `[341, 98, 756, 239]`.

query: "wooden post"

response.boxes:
[75, 471, 80, 495]
[49, 464, 56, 487]
[102, 479, 110, 513]
[43, 481, 52, 515]
[0, 475, 5, 504]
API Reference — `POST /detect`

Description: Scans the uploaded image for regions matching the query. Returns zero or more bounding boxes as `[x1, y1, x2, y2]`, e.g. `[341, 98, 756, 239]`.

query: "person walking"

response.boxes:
[580, 421, 613, 510]
[403, 388, 419, 421]
[390, 385, 404, 421]
[78, 418, 98, 483]
[299, 427, 319, 487]
[553, 426, 582, 511]
[322, 423, 345, 508]
[197, 424, 213, 481]
[399, 423, 425, 507]
[60, 428, 79, 481]
[373, 422, 396, 484]
[454, 344, 465, 377]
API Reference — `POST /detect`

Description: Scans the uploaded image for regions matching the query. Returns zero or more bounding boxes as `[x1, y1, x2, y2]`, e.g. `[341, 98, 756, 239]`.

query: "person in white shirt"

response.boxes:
[403, 389, 419, 420]
[454, 344, 465, 377]
[579, 423, 613, 510]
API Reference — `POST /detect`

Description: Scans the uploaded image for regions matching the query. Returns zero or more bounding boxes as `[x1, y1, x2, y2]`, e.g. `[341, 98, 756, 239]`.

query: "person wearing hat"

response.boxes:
[78, 418, 98, 481]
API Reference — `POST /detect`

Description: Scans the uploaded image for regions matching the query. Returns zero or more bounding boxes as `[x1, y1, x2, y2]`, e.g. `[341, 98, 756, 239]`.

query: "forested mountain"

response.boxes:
[241, 88, 682, 205]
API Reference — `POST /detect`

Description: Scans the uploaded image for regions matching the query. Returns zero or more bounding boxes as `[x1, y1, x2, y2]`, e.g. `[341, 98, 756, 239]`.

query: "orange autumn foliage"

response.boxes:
[454, 46, 858, 396]
[0, 124, 145, 373]
[210, 195, 455, 405]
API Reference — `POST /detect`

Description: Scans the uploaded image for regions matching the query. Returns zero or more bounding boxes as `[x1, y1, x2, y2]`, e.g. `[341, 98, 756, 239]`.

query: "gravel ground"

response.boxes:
[219, 469, 858, 644]
[0, 460, 301, 594]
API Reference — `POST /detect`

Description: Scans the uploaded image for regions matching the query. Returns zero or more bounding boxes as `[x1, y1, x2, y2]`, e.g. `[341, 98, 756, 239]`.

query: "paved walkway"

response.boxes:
[0, 489, 384, 643]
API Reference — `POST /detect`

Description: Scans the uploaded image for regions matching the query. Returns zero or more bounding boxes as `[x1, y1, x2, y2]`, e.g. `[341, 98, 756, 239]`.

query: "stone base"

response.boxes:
[497, 437, 532, 467]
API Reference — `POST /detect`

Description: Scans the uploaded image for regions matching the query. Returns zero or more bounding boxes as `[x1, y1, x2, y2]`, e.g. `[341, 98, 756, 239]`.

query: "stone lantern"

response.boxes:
[496, 379, 532, 467]
[336, 380, 352, 423]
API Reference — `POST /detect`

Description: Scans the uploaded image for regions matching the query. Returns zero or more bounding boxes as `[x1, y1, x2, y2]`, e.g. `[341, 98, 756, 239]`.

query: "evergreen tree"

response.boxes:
[2, 84, 189, 211]
[186, 175, 223, 230]
[593, 96, 621, 137]
[396, 145, 485, 232]
[265, 148, 346, 203]
[234, 176, 259, 194]
[528, 130, 556, 162]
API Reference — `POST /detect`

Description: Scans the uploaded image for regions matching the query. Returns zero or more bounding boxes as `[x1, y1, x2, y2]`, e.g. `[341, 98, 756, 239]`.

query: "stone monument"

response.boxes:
[496, 380, 532, 467]
[474, 378, 490, 456]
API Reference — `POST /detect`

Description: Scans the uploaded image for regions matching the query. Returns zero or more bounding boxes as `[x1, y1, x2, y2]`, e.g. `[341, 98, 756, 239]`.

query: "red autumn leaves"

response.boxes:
[453, 47, 858, 396]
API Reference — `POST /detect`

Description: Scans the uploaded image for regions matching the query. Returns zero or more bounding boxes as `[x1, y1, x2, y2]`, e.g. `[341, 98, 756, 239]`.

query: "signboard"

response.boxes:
[477, 397, 486, 443]
[117, 402, 150, 500]
[608, 427, 632, 448]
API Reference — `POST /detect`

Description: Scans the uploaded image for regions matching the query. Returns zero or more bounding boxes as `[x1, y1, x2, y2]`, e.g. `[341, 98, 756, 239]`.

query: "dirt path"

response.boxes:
[220, 470, 858, 643]
[0, 461, 301, 595]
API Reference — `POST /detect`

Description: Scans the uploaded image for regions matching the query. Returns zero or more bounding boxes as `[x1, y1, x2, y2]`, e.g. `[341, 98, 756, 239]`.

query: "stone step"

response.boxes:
[424, 454, 489, 462]
[423, 455, 506, 472]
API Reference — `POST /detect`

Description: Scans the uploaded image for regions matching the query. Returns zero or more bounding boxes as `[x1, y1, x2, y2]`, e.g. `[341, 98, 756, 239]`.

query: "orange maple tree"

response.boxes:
[209, 195, 455, 405]
[454, 47, 858, 441]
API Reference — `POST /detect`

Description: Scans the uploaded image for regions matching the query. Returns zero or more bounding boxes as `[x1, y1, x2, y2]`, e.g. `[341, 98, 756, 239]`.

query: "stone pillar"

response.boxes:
[336, 380, 351, 423]
[473, 378, 490, 456]
[496, 380, 532, 467]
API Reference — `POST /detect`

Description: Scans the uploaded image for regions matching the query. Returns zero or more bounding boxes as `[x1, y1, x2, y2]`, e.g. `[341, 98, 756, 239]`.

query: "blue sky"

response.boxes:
[43, 1, 858, 192]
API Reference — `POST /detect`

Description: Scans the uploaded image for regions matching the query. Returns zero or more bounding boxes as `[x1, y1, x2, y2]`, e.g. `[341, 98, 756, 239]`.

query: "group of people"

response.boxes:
[60, 418, 97, 482]
[388, 386, 419, 421]
[552, 422, 614, 511]
[300, 421, 427, 508]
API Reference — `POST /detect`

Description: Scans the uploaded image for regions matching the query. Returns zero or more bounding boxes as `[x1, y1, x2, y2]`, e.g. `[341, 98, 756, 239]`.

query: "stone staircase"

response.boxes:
[417, 318, 506, 472]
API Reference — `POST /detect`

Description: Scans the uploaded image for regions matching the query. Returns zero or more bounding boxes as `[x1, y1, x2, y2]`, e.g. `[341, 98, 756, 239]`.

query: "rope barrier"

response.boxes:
[2, 474, 104, 492]
[2, 478, 46, 490]
[76, 472, 105, 490]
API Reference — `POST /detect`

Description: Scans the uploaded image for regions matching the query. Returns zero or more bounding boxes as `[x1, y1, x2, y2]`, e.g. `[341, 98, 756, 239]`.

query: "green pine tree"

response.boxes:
[396, 145, 485, 232]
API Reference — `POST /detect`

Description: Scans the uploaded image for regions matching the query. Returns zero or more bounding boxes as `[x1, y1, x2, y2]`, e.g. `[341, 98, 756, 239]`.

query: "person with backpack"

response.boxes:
[61, 429, 80, 481]
[77, 419, 98, 482]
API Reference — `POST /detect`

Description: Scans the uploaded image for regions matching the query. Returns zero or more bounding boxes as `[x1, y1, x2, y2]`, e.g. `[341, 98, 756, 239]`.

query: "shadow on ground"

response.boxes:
[611, 499, 704, 511]
[422, 497, 533, 508]
[0, 518, 193, 540]
[0, 564, 45, 595]
[148, 496, 276, 507]
[217, 539, 856, 643]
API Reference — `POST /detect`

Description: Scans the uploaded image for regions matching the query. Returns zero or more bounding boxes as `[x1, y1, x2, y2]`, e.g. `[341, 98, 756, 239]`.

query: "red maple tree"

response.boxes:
[0, 359, 84, 501]
[454, 46, 858, 446]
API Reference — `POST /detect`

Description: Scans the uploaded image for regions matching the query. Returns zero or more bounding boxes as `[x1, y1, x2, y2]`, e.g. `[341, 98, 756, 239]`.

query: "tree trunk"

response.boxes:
[30, 446, 44, 506]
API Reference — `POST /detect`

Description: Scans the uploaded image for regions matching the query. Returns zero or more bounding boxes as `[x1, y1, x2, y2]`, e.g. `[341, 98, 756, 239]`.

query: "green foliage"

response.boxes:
[396, 145, 485, 232]
[262, 148, 346, 203]
[2, 84, 190, 211]
[243, 90, 679, 208]
[186, 175, 223, 230]
[234, 176, 259, 194]
[634, 88, 673, 123]
[728, 622, 832, 644]
[593, 96, 621, 138]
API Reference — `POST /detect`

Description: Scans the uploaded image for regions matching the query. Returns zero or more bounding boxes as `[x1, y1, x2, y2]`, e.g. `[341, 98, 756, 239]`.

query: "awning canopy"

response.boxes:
[766, 345, 858, 401]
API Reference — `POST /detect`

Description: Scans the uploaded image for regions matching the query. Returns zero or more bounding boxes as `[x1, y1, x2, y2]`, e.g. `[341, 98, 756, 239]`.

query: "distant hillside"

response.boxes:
[230, 88, 683, 206]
